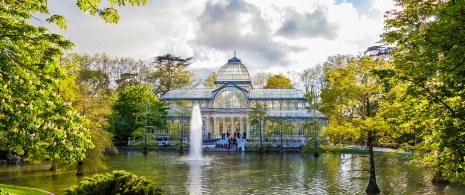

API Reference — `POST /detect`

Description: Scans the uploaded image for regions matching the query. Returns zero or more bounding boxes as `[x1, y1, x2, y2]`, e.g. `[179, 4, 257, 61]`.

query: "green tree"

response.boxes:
[171, 100, 192, 153]
[248, 103, 269, 153]
[203, 72, 217, 88]
[307, 86, 322, 157]
[382, 0, 465, 183]
[0, 0, 100, 164]
[151, 54, 193, 97]
[321, 55, 390, 193]
[109, 84, 166, 143]
[132, 97, 168, 154]
[185, 71, 203, 89]
[264, 74, 294, 89]
[59, 54, 117, 176]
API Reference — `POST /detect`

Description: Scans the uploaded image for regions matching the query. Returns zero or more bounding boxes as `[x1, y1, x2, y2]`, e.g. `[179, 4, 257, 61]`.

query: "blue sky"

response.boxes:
[38, 0, 396, 80]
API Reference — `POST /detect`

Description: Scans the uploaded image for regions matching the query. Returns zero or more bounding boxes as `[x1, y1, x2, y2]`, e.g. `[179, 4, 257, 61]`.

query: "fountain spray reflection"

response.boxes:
[187, 161, 203, 194]
[189, 104, 203, 160]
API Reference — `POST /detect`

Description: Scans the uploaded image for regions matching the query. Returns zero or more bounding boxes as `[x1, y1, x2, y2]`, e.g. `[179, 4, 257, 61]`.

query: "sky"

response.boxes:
[39, 0, 397, 80]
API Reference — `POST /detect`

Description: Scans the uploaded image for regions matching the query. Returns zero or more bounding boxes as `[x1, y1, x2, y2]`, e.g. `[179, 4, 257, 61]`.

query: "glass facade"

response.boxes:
[213, 88, 247, 108]
[161, 54, 327, 140]
[216, 62, 251, 82]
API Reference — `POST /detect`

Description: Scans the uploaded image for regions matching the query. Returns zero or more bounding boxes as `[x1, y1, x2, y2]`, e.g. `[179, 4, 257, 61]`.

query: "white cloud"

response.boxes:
[38, 0, 394, 84]
[371, 0, 397, 13]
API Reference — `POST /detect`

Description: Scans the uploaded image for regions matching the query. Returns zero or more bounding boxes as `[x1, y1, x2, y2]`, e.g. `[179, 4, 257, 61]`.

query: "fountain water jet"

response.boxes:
[189, 104, 203, 160]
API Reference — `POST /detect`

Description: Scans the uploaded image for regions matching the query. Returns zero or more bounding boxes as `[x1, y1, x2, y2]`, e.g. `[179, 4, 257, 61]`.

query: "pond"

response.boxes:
[0, 151, 464, 194]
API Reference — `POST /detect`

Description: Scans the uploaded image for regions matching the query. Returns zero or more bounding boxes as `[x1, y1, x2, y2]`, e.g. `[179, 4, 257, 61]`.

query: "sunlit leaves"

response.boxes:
[0, 0, 96, 164]
[151, 54, 193, 97]
[46, 15, 68, 29]
[109, 83, 167, 142]
[99, 8, 120, 24]
[76, 0, 146, 23]
[382, 0, 465, 183]
[264, 74, 294, 89]
[320, 55, 390, 143]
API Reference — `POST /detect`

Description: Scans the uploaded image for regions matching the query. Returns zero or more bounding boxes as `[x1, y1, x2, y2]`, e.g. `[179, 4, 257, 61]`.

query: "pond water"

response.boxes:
[0, 151, 464, 194]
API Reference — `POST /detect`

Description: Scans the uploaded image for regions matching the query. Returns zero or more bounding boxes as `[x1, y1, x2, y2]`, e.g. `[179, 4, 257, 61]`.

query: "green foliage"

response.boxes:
[203, 72, 217, 88]
[264, 74, 294, 89]
[0, 184, 49, 195]
[382, 0, 465, 183]
[110, 84, 167, 142]
[77, 0, 147, 24]
[320, 55, 392, 143]
[59, 54, 117, 174]
[0, 0, 94, 164]
[151, 54, 193, 97]
[65, 170, 163, 195]
[248, 103, 269, 148]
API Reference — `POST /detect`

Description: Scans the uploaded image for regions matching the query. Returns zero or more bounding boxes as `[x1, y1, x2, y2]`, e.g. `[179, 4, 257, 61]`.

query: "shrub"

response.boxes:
[65, 170, 164, 195]
[0, 188, 10, 195]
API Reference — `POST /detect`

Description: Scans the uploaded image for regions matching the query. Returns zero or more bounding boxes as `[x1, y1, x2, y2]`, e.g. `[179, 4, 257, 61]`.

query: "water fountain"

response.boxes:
[189, 104, 203, 160]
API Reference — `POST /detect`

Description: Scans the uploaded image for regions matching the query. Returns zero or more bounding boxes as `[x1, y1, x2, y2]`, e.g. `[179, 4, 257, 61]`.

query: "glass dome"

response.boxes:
[213, 88, 247, 108]
[215, 55, 251, 84]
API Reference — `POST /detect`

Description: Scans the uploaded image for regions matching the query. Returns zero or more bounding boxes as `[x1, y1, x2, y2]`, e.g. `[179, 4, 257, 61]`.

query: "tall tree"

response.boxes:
[299, 65, 324, 94]
[321, 55, 390, 193]
[203, 72, 217, 89]
[109, 83, 166, 143]
[286, 70, 300, 90]
[151, 54, 193, 98]
[59, 54, 117, 175]
[264, 74, 294, 89]
[382, 0, 465, 183]
[171, 100, 192, 154]
[248, 103, 269, 153]
[252, 71, 272, 89]
[185, 71, 203, 89]
[0, 0, 104, 164]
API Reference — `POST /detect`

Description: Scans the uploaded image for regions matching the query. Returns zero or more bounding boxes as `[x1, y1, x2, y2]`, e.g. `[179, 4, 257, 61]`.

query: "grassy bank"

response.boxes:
[321, 146, 414, 159]
[0, 184, 52, 195]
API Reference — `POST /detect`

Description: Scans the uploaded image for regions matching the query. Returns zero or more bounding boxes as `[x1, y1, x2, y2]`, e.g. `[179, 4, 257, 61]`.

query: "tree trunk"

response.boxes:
[365, 130, 380, 194]
[432, 171, 449, 184]
[76, 161, 84, 176]
[143, 146, 149, 155]
[49, 159, 58, 171]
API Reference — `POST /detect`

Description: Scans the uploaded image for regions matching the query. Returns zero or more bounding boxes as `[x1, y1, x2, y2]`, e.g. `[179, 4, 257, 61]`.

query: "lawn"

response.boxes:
[0, 184, 51, 195]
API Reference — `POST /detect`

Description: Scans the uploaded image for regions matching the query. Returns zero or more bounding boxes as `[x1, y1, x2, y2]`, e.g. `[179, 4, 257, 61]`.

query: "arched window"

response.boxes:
[213, 88, 247, 108]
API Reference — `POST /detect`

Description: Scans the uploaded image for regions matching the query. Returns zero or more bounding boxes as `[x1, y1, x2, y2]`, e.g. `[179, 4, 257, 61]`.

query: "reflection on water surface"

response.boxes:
[0, 152, 464, 194]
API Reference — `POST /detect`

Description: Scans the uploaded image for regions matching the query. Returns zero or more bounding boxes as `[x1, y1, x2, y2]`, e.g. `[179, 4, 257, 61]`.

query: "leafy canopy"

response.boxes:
[264, 74, 294, 89]
[0, 0, 145, 163]
[382, 0, 465, 183]
[109, 83, 167, 142]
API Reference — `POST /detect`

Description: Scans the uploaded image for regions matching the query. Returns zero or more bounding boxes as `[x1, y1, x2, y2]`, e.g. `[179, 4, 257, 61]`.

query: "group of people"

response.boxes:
[214, 137, 239, 150]
[220, 131, 246, 140]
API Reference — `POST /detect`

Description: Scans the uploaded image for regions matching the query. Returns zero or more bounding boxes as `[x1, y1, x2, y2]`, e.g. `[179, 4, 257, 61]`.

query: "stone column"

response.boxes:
[206, 117, 210, 138]
[213, 117, 217, 138]
[246, 116, 250, 139]
[297, 119, 301, 140]
[231, 117, 235, 138]
[222, 117, 226, 136]
[240, 117, 244, 138]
